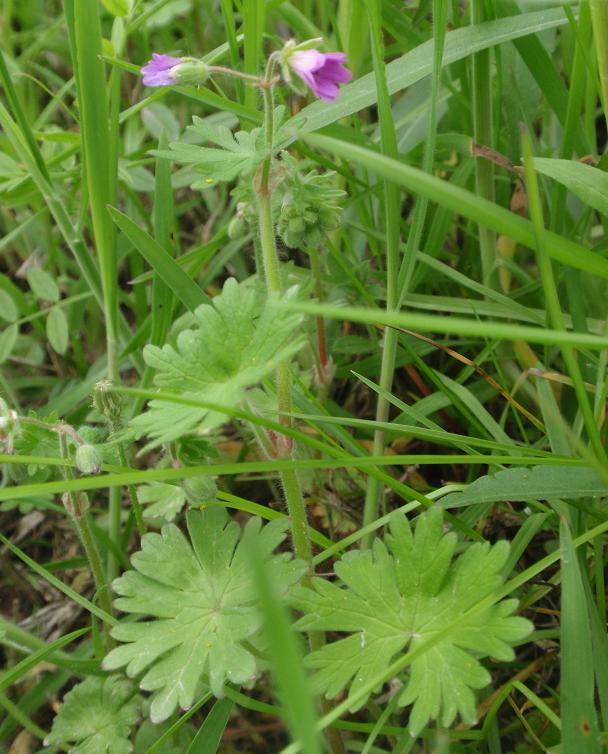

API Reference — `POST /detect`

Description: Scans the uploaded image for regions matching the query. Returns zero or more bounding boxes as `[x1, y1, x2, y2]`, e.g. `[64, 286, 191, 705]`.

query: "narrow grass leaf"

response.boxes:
[281, 299, 608, 349]
[286, 7, 575, 136]
[185, 698, 233, 754]
[109, 207, 210, 311]
[560, 517, 601, 754]
[298, 133, 608, 280]
[0, 534, 117, 626]
[440, 466, 608, 508]
[0, 628, 89, 693]
[247, 535, 322, 754]
[533, 157, 608, 217]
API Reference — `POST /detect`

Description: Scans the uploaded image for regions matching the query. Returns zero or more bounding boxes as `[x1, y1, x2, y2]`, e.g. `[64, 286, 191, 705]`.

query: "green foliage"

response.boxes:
[157, 119, 268, 187]
[138, 482, 187, 521]
[26, 266, 59, 303]
[293, 508, 533, 734]
[533, 157, 608, 218]
[103, 508, 307, 722]
[134, 718, 195, 753]
[440, 465, 608, 508]
[45, 676, 140, 754]
[3, 1, 608, 751]
[46, 306, 69, 354]
[130, 277, 305, 449]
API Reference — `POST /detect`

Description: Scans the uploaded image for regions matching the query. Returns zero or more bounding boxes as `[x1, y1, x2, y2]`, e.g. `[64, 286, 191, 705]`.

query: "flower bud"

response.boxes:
[227, 214, 246, 240]
[183, 476, 218, 504]
[171, 59, 210, 86]
[142, 54, 209, 87]
[62, 491, 90, 520]
[93, 380, 123, 426]
[0, 400, 14, 435]
[75, 444, 103, 475]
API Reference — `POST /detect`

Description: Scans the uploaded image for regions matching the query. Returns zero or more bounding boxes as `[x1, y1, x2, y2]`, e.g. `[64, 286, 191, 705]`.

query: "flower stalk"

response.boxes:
[58, 432, 114, 638]
[254, 56, 314, 569]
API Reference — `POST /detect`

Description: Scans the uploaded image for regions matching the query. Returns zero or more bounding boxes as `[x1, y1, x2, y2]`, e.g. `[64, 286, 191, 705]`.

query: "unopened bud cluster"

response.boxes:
[276, 154, 345, 251]
[228, 154, 345, 251]
[75, 444, 103, 475]
[94, 380, 123, 428]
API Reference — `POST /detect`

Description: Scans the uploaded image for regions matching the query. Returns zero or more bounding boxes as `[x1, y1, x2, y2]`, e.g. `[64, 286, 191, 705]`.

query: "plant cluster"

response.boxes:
[1, 1, 608, 753]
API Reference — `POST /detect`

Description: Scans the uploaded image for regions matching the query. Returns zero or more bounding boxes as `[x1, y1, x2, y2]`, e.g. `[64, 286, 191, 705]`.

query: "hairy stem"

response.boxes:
[254, 57, 313, 568]
[59, 433, 114, 634]
[361, 0, 401, 547]
[117, 443, 146, 536]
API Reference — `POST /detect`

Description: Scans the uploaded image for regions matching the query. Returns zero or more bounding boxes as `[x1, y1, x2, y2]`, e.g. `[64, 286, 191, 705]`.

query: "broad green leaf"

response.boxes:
[102, 0, 130, 16]
[103, 508, 307, 722]
[142, 103, 180, 142]
[439, 466, 608, 508]
[293, 508, 532, 734]
[0, 324, 17, 364]
[46, 307, 69, 355]
[0, 290, 17, 322]
[157, 119, 267, 186]
[533, 158, 608, 217]
[138, 482, 186, 521]
[130, 278, 305, 449]
[13, 411, 60, 466]
[145, 0, 190, 28]
[26, 267, 60, 303]
[45, 676, 140, 754]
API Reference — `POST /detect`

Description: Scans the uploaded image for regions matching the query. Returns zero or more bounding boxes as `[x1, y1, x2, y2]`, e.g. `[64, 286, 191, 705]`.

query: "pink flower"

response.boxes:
[141, 54, 210, 87]
[289, 50, 352, 101]
[141, 53, 183, 86]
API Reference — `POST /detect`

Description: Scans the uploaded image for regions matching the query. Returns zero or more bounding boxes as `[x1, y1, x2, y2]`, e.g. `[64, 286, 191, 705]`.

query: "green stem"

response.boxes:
[0, 690, 47, 741]
[522, 132, 607, 465]
[72, 511, 115, 631]
[361, 0, 401, 547]
[254, 57, 313, 569]
[471, 0, 496, 288]
[208, 65, 269, 86]
[590, 0, 608, 130]
[308, 245, 329, 388]
[58, 434, 114, 633]
[118, 443, 146, 536]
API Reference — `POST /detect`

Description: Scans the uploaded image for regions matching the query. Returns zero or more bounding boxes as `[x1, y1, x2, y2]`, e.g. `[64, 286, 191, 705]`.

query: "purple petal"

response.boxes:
[141, 53, 182, 87]
[288, 49, 352, 101]
[319, 57, 352, 84]
[290, 50, 326, 76]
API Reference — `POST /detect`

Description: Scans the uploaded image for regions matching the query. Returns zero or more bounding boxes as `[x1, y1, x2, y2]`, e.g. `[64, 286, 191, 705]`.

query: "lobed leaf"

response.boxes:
[130, 277, 305, 449]
[155, 119, 267, 186]
[104, 508, 307, 722]
[45, 676, 140, 754]
[292, 508, 532, 734]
